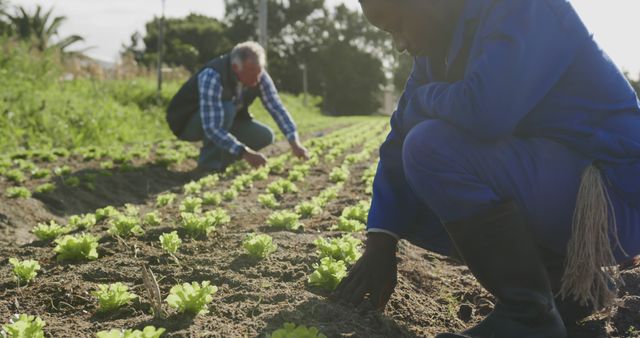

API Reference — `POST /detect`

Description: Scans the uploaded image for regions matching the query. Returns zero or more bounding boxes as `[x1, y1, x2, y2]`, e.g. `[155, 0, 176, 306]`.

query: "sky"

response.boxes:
[14, 0, 640, 79]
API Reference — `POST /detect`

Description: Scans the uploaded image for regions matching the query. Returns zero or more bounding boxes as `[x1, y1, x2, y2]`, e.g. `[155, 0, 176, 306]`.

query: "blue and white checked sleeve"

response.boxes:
[258, 72, 299, 141]
[198, 68, 245, 155]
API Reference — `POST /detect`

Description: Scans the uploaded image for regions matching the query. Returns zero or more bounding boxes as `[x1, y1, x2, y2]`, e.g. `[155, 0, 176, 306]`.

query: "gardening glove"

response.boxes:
[332, 232, 398, 310]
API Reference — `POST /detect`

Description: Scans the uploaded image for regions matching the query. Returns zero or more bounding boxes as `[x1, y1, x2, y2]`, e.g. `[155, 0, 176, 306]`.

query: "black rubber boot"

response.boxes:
[539, 246, 596, 326]
[435, 201, 567, 338]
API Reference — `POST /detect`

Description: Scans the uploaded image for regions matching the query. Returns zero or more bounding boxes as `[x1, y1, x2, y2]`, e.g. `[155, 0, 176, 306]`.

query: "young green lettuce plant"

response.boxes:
[68, 213, 97, 230]
[32, 220, 69, 241]
[243, 233, 277, 259]
[222, 188, 239, 201]
[165, 281, 217, 316]
[54, 234, 99, 261]
[95, 326, 166, 338]
[1, 314, 46, 338]
[330, 217, 365, 232]
[179, 197, 203, 213]
[5, 187, 30, 199]
[314, 234, 362, 265]
[329, 166, 350, 183]
[143, 211, 162, 226]
[108, 215, 144, 237]
[8, 258, 41, 285]
[34, 183, 55, 194]
[156, 192, 176, 207]
[258, 193, 280, 209]
[340, 200, 370, 224]
[180, 212, 219, 238]
[202, 192, 222, 206]
[267, 211, 302, 231]
[268, 323, 327, 338]
[92, 283, 137, 312]
[95, 206, 120, 222]
[159, 231, 182, 254]
[308, 257, 347, 291]
[295, 201, 322, 219]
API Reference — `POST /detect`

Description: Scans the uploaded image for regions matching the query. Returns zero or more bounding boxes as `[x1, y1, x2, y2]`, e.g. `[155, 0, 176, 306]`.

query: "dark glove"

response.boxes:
[332, 232, 398, 310]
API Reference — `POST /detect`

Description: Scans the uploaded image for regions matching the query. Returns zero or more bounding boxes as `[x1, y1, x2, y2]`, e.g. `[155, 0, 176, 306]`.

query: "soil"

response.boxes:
[0, 127, 639, 338]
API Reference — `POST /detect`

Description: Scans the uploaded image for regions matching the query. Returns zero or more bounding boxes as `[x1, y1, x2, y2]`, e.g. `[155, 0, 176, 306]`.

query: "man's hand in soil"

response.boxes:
[332, 232, 398, 310]
[242, 147, 267, 168]
[289, 139, 310, 160]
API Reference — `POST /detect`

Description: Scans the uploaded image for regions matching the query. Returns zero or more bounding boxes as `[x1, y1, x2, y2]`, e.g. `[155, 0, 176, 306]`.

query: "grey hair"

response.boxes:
[230, 41, 266, 70]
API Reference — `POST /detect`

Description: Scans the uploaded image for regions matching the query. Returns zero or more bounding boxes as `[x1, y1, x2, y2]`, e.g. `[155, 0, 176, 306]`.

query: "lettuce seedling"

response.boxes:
[143, 211, 162, 226]
[202, 192, 222, 206]
[54, 234, 99, 261]
[308, 257, 347, 291]
[314, 234, 362, 265]
[267, 180, 298, 197]
[341, 201, 369, 224]
[53, 165, 72, 176]
[123, 204, 140, 216]
[243, 233, 277, 259]
[32, 221, 69, 241]
[250, 167, 269, 181]
[267, 211, 302, 231]
[1, 314, 45, 338]
[34, 183, 55, 194]
[156, 193, 176, 207]
[179, 197, 203, 213]
[5, 187, 31, 199]
[95, 206, 120, 222]
[197, 174, 219, 187]
[258, 194, 280, 209]
[95, 326, 166, 338]
[268, 323, 327, 338]
[331, 217, 365, 232]
[267, 157, 287, 174]
[5, 169, 26, 183]
[183, 181, 202, 195]
[31, 168, 50, 179]
[92, 282, 137, 312]
[329, 166, 349, 183]
[181, 213, 215, 238]
[159, 231, 182, 254]
[287, 170, 304, 182]
[231, 174, 253, 191]
[165, 281, 217, 315]
[68, 213, 97, 230]
[108, 215, 144, 237]
[222, 188, 238, 201]
[204, 209, 230, 227]
[295, 201, 322, 219]
[9, 258, 41, 284]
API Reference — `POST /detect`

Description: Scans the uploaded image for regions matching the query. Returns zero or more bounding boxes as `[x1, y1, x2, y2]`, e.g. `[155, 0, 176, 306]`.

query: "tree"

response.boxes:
[5, 5, 83, 52]
[134, 14, 232, 72]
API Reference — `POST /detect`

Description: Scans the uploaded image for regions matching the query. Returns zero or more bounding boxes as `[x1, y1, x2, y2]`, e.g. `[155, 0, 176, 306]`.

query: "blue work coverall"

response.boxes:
[367, 0, 640, 262]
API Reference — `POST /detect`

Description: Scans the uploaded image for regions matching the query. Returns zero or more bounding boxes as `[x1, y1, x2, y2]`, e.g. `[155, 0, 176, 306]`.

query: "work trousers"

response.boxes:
[400, 120, 640, 263]
[179, 101, 274, 170]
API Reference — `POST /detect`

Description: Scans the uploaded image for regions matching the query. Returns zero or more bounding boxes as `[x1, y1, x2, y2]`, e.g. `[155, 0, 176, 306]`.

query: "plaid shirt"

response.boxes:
[198, 68, 298, 155]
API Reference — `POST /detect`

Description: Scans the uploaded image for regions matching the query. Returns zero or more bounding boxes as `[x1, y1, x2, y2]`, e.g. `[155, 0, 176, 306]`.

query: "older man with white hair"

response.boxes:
[167, 41, 309, 171]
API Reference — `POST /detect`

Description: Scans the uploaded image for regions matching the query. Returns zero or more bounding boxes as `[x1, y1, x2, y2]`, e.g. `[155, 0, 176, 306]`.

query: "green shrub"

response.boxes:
[92, 283, 137, 312]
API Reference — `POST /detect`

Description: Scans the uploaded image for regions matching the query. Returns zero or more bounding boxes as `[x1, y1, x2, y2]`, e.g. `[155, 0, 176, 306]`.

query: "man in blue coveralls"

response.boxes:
[333, 0, 640, 337]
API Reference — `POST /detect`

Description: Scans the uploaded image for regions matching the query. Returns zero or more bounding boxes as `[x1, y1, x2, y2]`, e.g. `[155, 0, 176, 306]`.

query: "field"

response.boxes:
[1, 117, 639, 337]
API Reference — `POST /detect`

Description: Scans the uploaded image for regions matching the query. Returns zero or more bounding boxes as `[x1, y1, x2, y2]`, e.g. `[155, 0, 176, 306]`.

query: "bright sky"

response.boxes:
[14, 0, 640, 79]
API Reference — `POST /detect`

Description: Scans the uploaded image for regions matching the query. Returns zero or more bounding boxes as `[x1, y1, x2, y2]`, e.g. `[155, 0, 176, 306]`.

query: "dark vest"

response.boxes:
[166, 54, 259, 136]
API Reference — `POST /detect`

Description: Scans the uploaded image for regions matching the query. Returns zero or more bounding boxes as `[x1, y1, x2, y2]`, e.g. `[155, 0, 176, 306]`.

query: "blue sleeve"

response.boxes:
[258, 72, 299, 141]
[405, 0, 590, 141]
[367, 58, 430, 238]
[199, 68, 245, 155]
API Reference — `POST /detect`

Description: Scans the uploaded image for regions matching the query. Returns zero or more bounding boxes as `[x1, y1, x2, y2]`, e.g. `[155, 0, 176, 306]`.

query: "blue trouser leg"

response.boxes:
[179, 101, 275, 170]
[400, 119, 639, 263]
